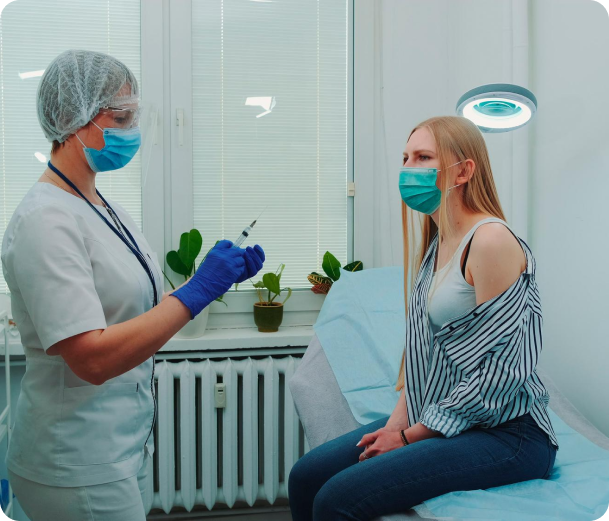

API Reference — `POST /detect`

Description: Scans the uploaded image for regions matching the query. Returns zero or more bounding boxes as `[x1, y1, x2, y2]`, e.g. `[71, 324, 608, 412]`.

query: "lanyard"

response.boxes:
[47, 161, 158, 307]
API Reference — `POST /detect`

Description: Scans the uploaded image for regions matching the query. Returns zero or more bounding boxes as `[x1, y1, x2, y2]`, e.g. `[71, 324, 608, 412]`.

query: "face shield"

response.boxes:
[136, 102, 158, 189]
[87, 100, 157, 186]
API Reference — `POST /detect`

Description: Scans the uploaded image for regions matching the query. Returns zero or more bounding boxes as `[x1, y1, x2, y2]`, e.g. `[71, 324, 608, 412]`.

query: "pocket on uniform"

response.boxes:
[58, 382, 141, 466]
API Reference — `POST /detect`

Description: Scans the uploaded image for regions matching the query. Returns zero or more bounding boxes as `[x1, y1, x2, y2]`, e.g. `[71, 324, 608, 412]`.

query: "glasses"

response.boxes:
[98, 106, 141, 129]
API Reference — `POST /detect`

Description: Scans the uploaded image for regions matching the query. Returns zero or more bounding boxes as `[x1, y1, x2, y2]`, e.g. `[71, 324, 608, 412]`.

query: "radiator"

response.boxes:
[149, 355, 310, 515]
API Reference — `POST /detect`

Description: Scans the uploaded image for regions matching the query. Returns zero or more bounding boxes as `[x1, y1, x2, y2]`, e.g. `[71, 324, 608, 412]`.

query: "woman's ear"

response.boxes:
[457, 159, 476, 184]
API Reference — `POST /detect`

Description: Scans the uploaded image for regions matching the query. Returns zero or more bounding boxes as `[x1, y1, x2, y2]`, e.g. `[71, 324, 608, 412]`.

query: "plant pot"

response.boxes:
[253, 302, 284, 333]
[176, 306, 210, 339]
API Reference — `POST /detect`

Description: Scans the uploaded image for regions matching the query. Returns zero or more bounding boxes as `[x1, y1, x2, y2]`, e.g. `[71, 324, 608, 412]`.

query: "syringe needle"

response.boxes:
[255, 206, 268, 223]
[234, 207, 267, 248]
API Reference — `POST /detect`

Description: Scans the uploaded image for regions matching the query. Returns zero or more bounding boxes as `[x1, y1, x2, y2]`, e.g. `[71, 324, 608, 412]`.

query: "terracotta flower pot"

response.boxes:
[253, 302, 284, 332]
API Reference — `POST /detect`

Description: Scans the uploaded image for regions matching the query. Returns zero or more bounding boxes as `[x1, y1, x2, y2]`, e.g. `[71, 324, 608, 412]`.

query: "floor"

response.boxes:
[191, 513, 291, 521]
[12, 501, 293, 521]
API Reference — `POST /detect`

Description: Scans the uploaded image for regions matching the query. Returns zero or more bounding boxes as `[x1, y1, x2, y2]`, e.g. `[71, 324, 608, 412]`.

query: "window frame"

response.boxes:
[141, 0, 166, 265]
[352, 0, 375, 270]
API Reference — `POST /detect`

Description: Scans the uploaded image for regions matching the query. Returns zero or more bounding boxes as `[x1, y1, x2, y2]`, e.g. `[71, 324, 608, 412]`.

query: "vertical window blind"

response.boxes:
[0, 0, 141, 294]
[191, 0, 348, 289]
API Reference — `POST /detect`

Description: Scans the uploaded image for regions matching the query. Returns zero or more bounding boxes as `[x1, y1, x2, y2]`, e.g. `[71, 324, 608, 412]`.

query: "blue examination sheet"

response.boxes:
[313, 267, 405, 425]
[422, 410, 609, 520]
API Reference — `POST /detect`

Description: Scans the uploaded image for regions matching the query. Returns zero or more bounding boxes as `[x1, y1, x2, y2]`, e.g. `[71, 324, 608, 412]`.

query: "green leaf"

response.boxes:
[263, 273, 281, 295]
[166, 250, 190, 277]
[252, 280, 266, 289]
[275, 264, 285, 283]
[308, 273, 333, 286]
[178, 229, 202, 273]
[215, 295, 228, 307]
[281, 287, 292, 305]
[343, 261, 363, 272]
[322, 251, 342, 281]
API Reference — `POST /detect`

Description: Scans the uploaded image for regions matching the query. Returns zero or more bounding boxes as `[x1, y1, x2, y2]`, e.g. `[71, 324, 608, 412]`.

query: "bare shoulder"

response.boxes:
[467, 222, 526, 303]
[471, 222, 525, 266]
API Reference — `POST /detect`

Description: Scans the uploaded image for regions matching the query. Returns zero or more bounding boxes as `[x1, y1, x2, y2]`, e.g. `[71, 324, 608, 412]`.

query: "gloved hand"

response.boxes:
[172, 240, 245, 319]
[235, 245, 265, 284]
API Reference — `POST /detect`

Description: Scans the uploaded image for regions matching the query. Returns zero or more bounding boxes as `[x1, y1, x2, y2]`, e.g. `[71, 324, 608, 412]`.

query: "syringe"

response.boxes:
[233, 207, 267, 248]
[233, 220, 256, 248]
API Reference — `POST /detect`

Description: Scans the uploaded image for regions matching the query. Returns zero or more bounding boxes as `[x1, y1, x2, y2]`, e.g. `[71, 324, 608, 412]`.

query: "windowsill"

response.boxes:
[161, 325, 315, 352]
[0, 325, 316, 357]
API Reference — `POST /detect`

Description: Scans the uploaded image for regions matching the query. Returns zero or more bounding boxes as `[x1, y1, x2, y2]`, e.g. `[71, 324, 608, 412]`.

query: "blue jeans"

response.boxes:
[288, 413, 556, 521]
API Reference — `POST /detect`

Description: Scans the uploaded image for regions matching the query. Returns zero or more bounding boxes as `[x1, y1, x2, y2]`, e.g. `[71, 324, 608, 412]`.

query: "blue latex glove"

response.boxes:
[235, 245, 265, 284]
[173, 240, 245, 318]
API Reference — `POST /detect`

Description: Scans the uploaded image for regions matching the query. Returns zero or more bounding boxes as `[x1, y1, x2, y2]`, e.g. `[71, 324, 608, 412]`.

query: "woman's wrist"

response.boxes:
[385, 420, 408, 432]
[389, 431, 406, 450]
[405, 422, 441, 444]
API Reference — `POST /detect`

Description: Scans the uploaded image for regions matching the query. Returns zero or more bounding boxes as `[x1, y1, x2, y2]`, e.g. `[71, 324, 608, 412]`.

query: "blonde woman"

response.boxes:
[288, 116, 557, 520]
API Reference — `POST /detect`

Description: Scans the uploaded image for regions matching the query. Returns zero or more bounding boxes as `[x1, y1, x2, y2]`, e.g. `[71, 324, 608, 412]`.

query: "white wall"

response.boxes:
[529, 0, 609, 436]
[361, 0, 609, 435]
[357, 0, 523, 268]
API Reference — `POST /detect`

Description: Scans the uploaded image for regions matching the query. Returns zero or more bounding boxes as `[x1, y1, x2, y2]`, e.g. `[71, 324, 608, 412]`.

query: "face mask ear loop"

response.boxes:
[438, 160, 464, 173]
[443, 160, 467, 194]
[74, 131, 86, 148]
[74, 120, 103, 149]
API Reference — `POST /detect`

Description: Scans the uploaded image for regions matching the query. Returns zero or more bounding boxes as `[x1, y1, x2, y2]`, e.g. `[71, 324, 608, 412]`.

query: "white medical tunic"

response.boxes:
[1, 182, 162, 487]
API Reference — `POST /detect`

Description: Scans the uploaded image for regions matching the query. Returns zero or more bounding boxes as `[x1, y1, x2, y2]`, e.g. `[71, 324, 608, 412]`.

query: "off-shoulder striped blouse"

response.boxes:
[403, 223, 558, 447]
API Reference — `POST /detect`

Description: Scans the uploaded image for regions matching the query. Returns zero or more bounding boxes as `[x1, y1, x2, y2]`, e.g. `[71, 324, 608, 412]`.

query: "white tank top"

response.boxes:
[427, 217, 509, 337]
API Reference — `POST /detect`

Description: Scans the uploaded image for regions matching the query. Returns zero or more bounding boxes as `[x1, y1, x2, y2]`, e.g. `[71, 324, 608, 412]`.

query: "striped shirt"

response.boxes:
[404, 228, 558, 447]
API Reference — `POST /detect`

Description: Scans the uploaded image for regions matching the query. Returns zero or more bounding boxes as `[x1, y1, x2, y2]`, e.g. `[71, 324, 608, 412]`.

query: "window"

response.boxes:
[189, 0, 349, 289]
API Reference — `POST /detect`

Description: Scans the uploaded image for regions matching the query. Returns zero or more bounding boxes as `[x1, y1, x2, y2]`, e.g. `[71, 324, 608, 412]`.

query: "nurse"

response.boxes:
[0, 50, 265, 520]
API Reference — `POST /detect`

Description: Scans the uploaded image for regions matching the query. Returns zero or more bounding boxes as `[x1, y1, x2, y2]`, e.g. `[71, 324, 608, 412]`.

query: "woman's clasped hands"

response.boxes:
[356, 427, 407, 462]
[172, 240, 265, 318]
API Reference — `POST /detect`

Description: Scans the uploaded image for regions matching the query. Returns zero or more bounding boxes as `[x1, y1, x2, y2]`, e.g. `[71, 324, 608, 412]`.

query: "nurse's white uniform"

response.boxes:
[1, 181, 162, 519]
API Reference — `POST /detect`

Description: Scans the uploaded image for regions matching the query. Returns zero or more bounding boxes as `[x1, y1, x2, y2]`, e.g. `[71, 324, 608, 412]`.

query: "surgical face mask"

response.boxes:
[75, 121, 141, 173]
[398, 161, 463, 214]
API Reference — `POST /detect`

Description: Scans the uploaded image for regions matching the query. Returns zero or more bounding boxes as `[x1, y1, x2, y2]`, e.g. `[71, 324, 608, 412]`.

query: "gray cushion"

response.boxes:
[289, 334, 425, 520]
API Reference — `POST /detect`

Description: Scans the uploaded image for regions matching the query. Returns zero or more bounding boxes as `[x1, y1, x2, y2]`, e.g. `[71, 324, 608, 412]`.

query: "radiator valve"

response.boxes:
[215, 383, 226, 408]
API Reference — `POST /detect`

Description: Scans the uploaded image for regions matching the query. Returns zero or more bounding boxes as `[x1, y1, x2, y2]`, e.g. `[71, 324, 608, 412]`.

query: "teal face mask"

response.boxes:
[76, 121, 141, 173]
[398, 161, 463, 214]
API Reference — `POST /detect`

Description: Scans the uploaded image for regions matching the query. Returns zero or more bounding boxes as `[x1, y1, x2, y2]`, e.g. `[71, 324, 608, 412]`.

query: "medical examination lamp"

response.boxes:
[456, 83, 537, 133]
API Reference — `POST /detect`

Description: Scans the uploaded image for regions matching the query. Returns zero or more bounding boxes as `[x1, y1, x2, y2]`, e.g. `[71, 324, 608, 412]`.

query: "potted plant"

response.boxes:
[251, 264, 292, 332]
[163, 229, 227, 338]
[307, 251, 363, 294]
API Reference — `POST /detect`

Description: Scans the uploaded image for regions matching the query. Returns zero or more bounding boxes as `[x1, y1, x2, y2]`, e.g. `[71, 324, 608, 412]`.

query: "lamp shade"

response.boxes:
[456, 83, 537, 133]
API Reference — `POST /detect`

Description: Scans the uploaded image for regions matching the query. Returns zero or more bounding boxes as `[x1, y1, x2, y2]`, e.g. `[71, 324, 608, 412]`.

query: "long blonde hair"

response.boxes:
[395, 116, 506, 391]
